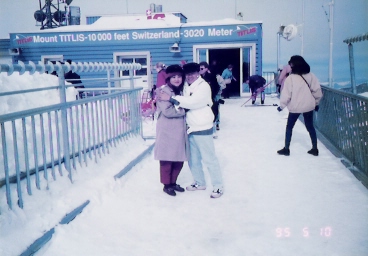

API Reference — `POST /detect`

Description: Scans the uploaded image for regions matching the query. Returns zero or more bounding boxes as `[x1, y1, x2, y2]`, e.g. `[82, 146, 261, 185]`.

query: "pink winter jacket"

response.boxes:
[278, 64, 292, 92]
[280, 73, 323, 113]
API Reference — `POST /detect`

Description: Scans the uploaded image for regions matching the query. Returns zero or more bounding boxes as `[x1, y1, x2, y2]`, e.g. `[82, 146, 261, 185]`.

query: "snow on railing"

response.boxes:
[0, 61, 141, 76]
[0, 61, 143, 210]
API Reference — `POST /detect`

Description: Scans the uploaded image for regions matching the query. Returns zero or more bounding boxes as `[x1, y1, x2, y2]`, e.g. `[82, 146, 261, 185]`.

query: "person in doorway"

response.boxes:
[155, 62, 166, 88]
[277, 55, 323, 156]
[158, 62, 224, 198]
[199, 61, 220, 138]
[154, 64, 187, 196]
[209, 59, 221, 76]
[247, 74, 266, 104]
[64, 59, 84, 99]
[221, 64, 236, 98]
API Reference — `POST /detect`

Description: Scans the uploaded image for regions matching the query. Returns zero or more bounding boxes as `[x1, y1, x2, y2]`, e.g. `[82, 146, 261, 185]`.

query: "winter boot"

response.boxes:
[171, 183, 185, 192]
[307, 148, 319, 156]
[277, 147, 290, 156]
[163, 184, 176, 196]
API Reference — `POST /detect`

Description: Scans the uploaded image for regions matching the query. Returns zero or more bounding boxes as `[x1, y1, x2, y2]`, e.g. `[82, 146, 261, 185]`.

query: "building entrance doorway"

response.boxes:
[194, 43, 254, 97]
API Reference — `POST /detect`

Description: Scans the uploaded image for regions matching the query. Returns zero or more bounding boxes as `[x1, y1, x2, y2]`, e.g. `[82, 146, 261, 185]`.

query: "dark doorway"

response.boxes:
[209, 48, 241, 97]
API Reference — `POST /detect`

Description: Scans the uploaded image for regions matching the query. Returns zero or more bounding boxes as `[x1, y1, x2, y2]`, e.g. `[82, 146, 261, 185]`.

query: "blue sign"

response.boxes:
[10, 24, 261, 48]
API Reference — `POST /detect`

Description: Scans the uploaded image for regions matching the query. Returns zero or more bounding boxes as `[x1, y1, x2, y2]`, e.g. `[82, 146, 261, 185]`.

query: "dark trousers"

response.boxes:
[221, 87, 230, 98]
[160, 161, 184, 185]
[285, 110, 317, 149]
[211, 101, 219, 122]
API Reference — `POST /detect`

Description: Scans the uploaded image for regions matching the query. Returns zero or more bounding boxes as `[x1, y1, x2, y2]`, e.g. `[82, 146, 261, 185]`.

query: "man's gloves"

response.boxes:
[277, 106, 282, 112]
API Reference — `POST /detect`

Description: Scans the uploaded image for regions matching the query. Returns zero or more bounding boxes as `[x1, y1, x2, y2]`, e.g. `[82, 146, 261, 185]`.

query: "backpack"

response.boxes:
[216, 75, 226, 89]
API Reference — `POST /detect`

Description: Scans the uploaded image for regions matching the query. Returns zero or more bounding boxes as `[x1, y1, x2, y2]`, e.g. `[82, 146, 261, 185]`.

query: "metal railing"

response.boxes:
[315, 86, 368, 176]
[0, 61, 143, 211]
[262, 71, 278, 94]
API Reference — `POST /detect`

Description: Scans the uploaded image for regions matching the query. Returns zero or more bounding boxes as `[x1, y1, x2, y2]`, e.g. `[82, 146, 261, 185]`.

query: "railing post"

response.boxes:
[129, 68, 134, 89]
[348, 43, 357, 94]
[57, 68, 72, 181]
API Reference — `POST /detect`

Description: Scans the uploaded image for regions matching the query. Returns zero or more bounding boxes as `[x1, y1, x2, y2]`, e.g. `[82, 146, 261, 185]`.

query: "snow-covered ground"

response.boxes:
[0, 73, 368, 256]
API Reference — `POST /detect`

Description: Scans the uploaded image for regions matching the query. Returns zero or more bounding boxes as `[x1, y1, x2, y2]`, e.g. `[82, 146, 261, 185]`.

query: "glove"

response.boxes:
[315, 105, 319, 112]
[277, 106, 282, 112]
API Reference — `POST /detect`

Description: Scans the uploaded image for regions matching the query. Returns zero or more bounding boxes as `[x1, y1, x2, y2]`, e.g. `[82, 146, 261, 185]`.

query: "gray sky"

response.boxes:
[1, 0, 367, 82]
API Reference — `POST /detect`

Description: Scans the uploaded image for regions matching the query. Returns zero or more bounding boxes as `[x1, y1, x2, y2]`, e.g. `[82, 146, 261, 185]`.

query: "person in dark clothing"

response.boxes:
[209, 59, 221, 76]
[64, 60, 84, 99]
[247, 74, 266, 104]
[199, 61, 220, 137]
[64, 59, 84, 99]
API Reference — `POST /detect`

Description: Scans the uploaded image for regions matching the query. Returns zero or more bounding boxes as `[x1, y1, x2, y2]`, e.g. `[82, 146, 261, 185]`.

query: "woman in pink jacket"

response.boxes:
[277, 64, 292, 93]
[155, 62, 167, 88]
[277, 55, 323, 156]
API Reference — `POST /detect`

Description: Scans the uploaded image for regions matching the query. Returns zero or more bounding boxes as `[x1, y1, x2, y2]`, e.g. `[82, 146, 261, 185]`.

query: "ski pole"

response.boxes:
[241, 78, 275, 107]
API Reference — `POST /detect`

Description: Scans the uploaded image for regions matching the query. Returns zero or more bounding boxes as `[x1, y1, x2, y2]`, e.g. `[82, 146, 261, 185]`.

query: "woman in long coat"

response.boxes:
[154, 64, 188, 196]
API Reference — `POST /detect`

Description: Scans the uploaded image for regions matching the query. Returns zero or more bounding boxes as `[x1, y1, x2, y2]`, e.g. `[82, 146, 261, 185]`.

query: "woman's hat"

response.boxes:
[183, 62, 200, 74]
[165, 64, 183, 81]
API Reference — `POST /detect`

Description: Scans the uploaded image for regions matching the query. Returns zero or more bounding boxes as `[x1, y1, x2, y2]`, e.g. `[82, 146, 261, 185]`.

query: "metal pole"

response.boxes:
[277, 32, 280, 71]
[348, 43, 357, 94]
[328, 0, 334, 87]
[235, 0, 237, 19]
[57, 69, 72, 181]
[301, 0, 305, 56]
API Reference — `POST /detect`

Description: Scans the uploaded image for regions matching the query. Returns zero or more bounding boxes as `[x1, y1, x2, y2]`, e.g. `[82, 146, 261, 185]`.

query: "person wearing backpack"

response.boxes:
[276, 55, 323, 156]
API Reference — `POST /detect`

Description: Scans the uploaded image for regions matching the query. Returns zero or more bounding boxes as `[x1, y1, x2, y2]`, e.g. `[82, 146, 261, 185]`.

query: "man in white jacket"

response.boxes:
[158, 62, 224, 198]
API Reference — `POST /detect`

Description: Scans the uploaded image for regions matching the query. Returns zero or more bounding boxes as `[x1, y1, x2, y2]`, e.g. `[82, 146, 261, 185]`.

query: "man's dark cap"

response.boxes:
[183, 62, 200, 74]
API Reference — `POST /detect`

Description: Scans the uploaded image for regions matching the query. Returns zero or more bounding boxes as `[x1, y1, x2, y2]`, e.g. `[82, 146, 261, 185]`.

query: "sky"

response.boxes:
[0, 0, 367, 84]
[0, 72, 368, 255]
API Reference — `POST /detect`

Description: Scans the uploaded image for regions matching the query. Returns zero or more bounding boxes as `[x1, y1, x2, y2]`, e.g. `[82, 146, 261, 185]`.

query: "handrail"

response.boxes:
[1, 89, 142, 210]
[315, 85, 368, 177]
[0, 61, 144, 210]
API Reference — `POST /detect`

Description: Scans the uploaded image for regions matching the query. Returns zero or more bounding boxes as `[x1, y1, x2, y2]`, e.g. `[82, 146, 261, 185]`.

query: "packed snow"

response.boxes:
[0, 72, 368, 256]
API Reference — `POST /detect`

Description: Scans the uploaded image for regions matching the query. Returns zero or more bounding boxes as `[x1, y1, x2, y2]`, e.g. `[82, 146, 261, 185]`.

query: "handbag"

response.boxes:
[224, 78, 232, 84]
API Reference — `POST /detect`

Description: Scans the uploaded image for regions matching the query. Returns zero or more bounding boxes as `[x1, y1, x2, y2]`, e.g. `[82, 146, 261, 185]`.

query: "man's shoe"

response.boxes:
[277, 147, 290, 156]
[307, 148, 319, 156]
[261, 100, 264, 104]
[171, 184, 185, 192]
[252, 100, 256, 104]
[210, 189, 223, 198]
[163, 186, 176, 196]
[186, 183, 206, 191]
[216, 124, 220, 131]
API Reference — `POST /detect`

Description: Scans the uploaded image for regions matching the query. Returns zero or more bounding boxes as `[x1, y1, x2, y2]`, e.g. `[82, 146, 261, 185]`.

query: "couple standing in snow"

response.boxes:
[153, 62, 224, 199]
